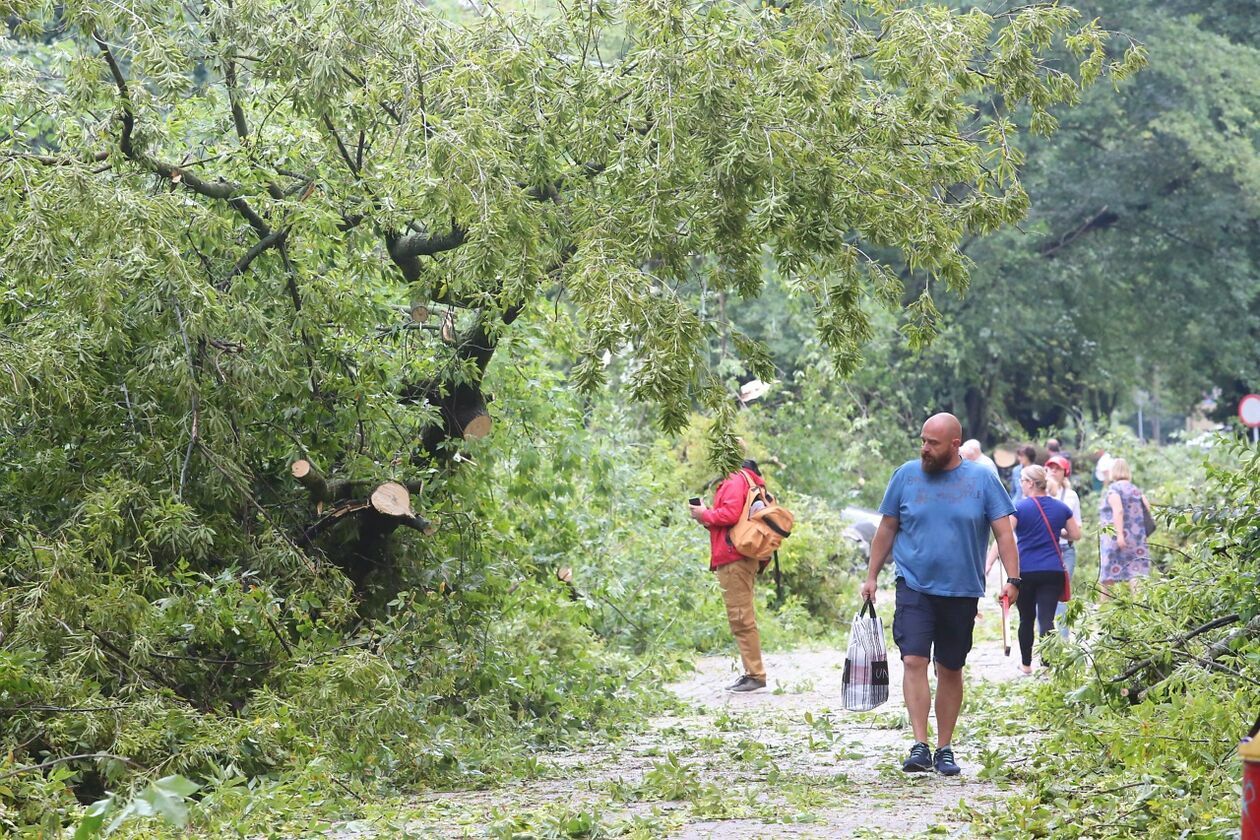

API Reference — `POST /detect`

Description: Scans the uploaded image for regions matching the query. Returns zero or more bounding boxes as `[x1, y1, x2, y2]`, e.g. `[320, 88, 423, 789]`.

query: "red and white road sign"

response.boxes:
[1240, 394, 1260, 429]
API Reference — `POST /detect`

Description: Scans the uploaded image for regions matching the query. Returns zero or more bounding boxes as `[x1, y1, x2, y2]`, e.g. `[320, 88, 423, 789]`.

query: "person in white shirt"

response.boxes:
[1093, 450, 1114, 493]
[960, 439, 999, 477]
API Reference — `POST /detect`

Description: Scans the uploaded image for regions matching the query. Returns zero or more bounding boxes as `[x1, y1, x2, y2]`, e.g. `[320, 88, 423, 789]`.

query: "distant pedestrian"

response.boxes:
[1045, 456, 1082, 638]
[861, 413, 1018, 776]
[1098, 458, 1151, 598]
[1010, 445, 1036, 503]
[690, 459, 769, 692]
[1047, 437, 1073, 464]
[988, 465, 1081, 672]
[1093, 450, 1114, 494]
[960, 439, 999, 477]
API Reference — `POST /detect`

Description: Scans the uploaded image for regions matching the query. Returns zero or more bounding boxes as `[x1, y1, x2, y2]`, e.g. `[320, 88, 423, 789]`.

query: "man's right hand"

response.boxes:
[859, 578, 878, 604]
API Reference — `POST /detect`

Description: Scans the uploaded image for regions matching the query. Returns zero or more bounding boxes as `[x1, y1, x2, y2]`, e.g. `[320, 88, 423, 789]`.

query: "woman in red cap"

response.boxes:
[1045, 456, 1082, 638]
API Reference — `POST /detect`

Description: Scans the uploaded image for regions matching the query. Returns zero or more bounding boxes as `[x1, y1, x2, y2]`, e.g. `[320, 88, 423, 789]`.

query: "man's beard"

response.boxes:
[921, 452, 948, 473]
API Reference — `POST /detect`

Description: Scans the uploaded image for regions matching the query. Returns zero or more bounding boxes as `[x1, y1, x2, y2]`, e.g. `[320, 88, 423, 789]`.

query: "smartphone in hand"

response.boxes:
[688, 497, 702, 506]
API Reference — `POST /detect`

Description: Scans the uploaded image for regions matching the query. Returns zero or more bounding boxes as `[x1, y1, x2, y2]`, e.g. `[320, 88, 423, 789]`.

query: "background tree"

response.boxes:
[881, 0, 1260, 442]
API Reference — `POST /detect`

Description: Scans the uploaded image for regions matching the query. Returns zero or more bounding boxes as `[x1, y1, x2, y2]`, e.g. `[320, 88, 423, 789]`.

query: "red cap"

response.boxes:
[1045, 455, 1071, 476]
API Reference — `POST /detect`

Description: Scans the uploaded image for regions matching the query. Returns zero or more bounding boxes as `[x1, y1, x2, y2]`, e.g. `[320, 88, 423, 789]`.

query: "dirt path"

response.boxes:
[660, 640, 1021, 838]
[398, 591, 1031, 839]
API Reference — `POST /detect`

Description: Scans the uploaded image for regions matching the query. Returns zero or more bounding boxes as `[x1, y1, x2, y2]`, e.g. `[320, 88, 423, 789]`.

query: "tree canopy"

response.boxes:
[878, 0, 1260, 439]
[3, 0, 1142, 468]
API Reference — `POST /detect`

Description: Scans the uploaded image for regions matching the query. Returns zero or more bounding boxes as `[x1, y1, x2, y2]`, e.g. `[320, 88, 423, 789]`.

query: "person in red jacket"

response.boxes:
[689, 459, 768, 692]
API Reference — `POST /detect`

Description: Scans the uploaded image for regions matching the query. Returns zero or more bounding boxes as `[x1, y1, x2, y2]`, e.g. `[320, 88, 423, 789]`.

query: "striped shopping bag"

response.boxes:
[842, 599, 889, 711]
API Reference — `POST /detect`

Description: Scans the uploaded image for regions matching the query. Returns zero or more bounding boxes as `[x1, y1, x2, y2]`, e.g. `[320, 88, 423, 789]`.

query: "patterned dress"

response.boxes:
[1098, 479, 1151, 582]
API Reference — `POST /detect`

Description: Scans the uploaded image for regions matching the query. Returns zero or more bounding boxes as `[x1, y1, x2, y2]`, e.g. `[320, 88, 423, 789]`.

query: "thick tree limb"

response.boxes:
[0, 703, 128, 714]
[1037, 205, 1118, 257]
[291, 459, 423, 503]
[226, 227, 289, 285]
[1119, 613, 1260, 702]
[385, 163, 600, 283]
[147, 651, 271, 667]
[388, 225, 468, 266]
[300, 501, 371, 545]
[94, 33, 271, 240]
[92, 31, 135, 156]
[322, 115, 360, 177]
[1201, 614, 1260, 664]
[296, 481, 435, 591]
[7, 151, 110, 166]
[1112, 613, 1240, 684]
[223, 59, 249, 141]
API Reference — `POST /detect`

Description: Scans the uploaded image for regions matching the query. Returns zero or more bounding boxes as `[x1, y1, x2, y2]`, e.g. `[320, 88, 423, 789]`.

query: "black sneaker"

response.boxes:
[902, 741, 933, 773]
[726, 675, 767, 693]
[934, 746, 961, 776]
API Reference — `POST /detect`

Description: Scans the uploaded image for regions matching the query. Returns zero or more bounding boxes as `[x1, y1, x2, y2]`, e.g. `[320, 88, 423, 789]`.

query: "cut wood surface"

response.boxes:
[291, 458, 328, 501]
[461, 412, 492, 440]
[370, 482, 412, 517]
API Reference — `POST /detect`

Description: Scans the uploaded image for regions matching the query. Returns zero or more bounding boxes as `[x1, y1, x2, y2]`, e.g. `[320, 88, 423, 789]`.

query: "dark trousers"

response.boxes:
[1017, 570, 1065, 667]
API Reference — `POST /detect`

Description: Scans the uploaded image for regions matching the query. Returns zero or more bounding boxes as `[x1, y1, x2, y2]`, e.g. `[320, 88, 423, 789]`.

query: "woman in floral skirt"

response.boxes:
[1098, 457, 1151, 598]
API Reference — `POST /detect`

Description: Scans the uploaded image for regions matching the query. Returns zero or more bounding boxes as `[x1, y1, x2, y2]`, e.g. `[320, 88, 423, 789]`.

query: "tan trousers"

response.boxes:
[715, 557, 765, 681]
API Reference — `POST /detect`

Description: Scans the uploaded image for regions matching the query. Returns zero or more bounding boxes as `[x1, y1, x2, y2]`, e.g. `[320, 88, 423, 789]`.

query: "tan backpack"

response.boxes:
[728, 470, 795, 561]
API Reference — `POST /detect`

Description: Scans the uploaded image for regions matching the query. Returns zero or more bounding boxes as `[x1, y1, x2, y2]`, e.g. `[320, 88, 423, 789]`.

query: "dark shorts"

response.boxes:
[892, 578, 979, 671]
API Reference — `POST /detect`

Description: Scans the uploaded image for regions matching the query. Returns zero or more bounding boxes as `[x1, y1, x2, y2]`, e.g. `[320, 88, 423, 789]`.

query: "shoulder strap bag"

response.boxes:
[1032, 497, 1072, 603]
[1141, 493, 1158, 535]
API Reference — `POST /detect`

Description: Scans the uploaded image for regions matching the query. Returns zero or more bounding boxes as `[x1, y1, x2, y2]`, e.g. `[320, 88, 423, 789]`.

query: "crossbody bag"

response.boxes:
[1032, 497, 1072, 603]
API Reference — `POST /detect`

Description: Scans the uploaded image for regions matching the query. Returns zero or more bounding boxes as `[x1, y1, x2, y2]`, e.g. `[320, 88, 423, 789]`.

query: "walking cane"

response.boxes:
[772, 550, 783, 605]
[1000, 570, 1011, 657]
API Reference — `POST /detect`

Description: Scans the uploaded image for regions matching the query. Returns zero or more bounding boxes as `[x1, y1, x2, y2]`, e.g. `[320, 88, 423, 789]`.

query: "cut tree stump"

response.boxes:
[370, 482, 411, 517]
[291, 458, 327, 500]
[461, 411, 492, 440]
[368, 482, 436, 535]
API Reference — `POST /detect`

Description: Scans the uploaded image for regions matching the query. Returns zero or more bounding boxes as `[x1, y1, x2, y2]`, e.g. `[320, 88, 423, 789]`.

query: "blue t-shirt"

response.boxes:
[878, 459, 1016, 597]
[1013, 496, 1073, 573]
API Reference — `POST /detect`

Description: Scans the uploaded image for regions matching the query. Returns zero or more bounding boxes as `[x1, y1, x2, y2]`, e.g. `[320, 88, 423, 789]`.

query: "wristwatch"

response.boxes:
[1007, 577, 1022, 588]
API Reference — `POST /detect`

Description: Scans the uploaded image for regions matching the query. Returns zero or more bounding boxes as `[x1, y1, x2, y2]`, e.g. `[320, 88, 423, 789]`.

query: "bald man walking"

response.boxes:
[860, 413, 1020, 775]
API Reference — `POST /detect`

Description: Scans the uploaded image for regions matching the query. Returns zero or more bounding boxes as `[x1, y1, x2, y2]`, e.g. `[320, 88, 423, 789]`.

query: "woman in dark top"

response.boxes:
[987, 465, 1082, 673]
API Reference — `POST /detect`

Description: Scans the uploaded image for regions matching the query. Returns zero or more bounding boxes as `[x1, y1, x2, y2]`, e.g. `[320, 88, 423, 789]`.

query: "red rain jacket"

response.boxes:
[700, 469, 766, 570]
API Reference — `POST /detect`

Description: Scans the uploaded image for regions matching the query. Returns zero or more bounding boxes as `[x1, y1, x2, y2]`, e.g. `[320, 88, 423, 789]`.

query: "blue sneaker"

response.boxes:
[902, 741, 933, 773]
[934, 746, 961, 776]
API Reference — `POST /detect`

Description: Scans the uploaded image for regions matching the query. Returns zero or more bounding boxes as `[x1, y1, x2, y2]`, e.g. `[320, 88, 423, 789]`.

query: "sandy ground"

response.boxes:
[388, 583, 1031, 839]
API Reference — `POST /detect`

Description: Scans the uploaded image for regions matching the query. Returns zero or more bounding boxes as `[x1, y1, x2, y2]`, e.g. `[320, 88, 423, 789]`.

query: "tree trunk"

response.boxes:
[402, 305, 520, 460]
[964, 385, 988, 442]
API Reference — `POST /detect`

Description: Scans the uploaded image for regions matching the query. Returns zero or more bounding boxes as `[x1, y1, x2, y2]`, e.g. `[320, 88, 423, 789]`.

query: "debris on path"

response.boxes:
[393, 594, 1033, 839]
